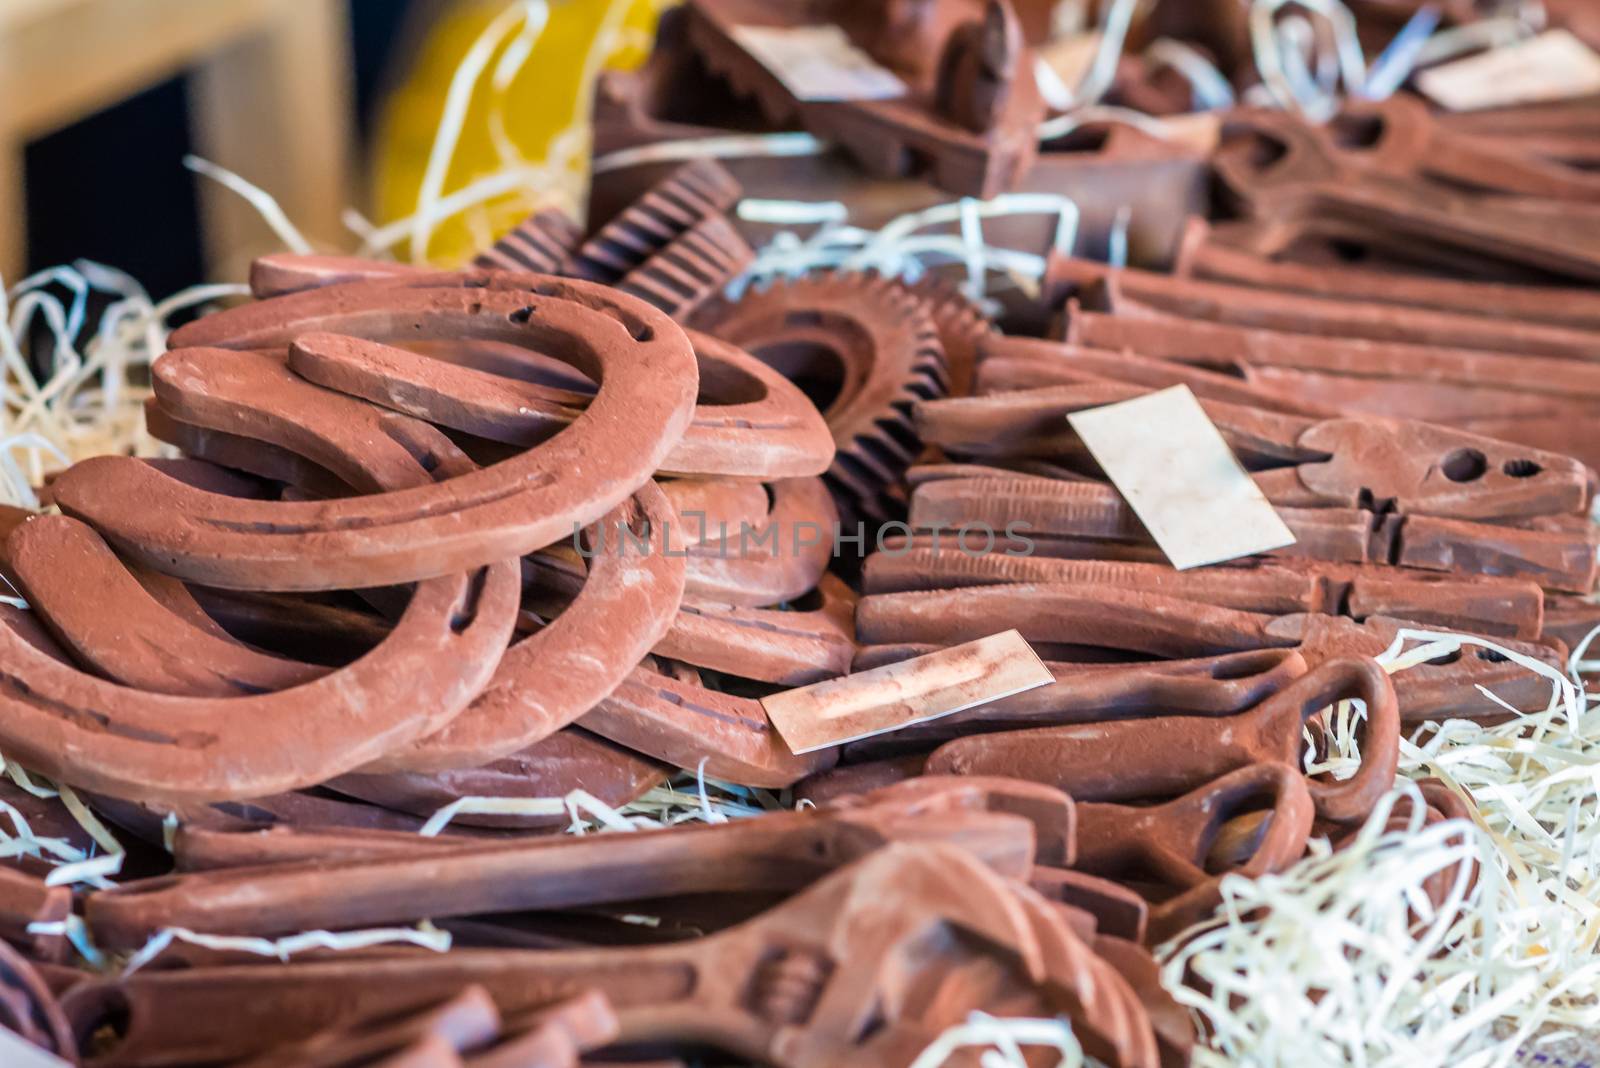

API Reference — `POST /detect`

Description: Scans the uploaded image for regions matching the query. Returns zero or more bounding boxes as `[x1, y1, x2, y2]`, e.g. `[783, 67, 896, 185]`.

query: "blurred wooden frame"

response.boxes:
[0, 0, 356, 283]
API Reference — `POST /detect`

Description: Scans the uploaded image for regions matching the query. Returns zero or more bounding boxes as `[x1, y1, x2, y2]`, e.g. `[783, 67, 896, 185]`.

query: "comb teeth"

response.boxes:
[567, 160, 744, 283]
[695, 271, 950, 525]
[618, 214, 755, 320]
[472, 208, 582, 274]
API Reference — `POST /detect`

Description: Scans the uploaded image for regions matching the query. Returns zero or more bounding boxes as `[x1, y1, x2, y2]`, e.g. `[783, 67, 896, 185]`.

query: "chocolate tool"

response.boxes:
[926, 656, 1400, 825]
[66, 845, 1161, 1068]
[1072, 764, 1315, 944]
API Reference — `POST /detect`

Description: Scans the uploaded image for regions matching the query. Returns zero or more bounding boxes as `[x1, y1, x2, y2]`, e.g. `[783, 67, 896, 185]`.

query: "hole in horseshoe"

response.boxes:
[1502, 458, 1542, 478]
[748, 340, 847, 414]
[449, 569, 490, 634]
[694, 349, 769, 406]
[1440, 448, 1487, 483]
[1477, 648, 1510, 662]
[1328, 239, 1370, 263]
[65, 983, 131, 1059]
[508, 306, 534, 325]
[1427, 649, 1463, 666]
[782, 585, 825, 612]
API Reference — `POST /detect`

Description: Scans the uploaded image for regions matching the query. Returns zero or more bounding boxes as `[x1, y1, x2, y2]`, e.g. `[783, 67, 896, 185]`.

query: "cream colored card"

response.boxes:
[1418, 30, 1600, 111]
[730, 25, 908, 102]
[0, 1029, 69, 1068]
[1067, 385, 1296, 570]
[761, 630, 1053, 754]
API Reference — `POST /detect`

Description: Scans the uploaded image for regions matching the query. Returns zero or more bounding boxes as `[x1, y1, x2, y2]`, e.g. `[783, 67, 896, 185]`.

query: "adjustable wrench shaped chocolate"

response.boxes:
[928, 655, 1400, 825]
[66, 845, 1161, 1068]
[1072, 763, 1315, 944]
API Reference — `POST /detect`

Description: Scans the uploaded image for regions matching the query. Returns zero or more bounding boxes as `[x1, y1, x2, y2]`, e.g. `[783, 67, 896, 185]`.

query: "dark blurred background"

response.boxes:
[22, 0, 415, 296]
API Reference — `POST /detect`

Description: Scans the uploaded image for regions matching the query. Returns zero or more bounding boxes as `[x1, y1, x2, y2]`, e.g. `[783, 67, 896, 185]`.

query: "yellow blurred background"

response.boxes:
[371, 0, 666, 266]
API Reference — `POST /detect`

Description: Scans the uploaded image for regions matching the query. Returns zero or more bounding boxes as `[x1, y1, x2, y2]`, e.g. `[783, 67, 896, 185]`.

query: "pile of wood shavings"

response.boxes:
[1160, 627, 1600, 1068]
[0, 265, 242, 507]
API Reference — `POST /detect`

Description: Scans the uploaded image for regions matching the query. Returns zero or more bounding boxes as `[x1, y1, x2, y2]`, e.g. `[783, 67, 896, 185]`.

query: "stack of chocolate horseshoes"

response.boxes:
[0, 261, 902, 814]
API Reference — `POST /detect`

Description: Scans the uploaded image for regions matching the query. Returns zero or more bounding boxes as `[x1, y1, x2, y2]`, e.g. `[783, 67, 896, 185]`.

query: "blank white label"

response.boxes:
[761, 630, 1053, 754]
[1068, 385, 1296, 570]
[1418, 30, 1600, 112]
[730, 25, 909, 102]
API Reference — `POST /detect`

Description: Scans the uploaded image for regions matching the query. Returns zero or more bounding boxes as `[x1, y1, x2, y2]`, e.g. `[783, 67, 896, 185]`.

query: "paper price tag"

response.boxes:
[1417, 30, 1600, 112]
[0, 1029, 70, 1068]
[730, 24, 908, 102]
[761, 630, 1053, 754]
[1035, 32, 1102, 107]
[1067, 385, 1296, 570]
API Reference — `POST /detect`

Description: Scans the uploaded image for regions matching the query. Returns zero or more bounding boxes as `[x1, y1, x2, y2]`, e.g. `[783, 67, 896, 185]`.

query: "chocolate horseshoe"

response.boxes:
[0, 554, 518, 802]
[284, 326, 832, 481]
[136, 343, 689, 770]
[6, 515, 324, 697]
[682, 476, 837, 607]
[53, 279, 698, 590]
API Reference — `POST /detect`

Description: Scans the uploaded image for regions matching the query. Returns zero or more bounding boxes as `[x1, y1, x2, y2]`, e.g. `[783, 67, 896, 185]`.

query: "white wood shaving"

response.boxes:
[1250, 0, 1371, 119]
[1143, 38, 1236, 109]
[1415, 15, 1542, 69]
[0, 263, 243, 506]
[417, 772, 778, 838]
[0, 759, 124, 889]
[734, 192, 1080, 307]
[183, 156, 311, 254]
[591, 132, 830, 176]
[1155, 626, 1600, 1067]
[119, 922, 451, 976]
[907, 1012, 1083, 1068]
[1050, 0, 1142, 110]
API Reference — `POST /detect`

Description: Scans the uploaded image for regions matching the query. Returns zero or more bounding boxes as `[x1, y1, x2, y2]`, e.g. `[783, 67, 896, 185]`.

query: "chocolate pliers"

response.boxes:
[856, 580, 1566, 720]
[916, 382, 1593, 522]
[862, 548, 1548, 640]
[1173, 219, 1600, 329]
[1050, 254, 1600, 361]
[1322, 93, 1600, 202]
[1212, 105, 1600, 282]
[904, 474, 1599, 594]
[927, 656, 1399, 825]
